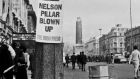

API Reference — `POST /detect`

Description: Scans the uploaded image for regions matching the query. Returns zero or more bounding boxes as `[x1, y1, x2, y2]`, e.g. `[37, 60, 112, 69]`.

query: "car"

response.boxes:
[63, 53, 66, 66]
[63, 56, 66, 66]
[113, 53, 127, 63]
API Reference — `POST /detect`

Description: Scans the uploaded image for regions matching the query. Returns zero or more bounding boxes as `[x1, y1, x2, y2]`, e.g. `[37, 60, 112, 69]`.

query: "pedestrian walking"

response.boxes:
[23, 47, 30, 69]
[71, 53, 76, 70]
[4, 40, 16, 60]
[129, 45, 140, 79]
[106, 54, 112, 64]
[81, 51, 87, 71]
[76, 53, 81, 69]
[0, 42, 14, 79]
[29, 50, 35, 79]
[13, 43, 28, 79]
[65, 54, 70, 67]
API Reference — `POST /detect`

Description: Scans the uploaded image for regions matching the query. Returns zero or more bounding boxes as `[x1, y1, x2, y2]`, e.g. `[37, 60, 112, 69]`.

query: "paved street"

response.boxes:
[26, 62, 140, 79]
[64, 62, 140, 79]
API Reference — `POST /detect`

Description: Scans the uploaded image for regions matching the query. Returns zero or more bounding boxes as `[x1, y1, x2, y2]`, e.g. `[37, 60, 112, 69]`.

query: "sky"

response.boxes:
[29, 0, 140, 45]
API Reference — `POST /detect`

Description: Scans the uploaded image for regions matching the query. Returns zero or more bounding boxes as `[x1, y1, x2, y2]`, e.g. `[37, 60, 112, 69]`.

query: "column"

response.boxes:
[34, 43, 64, 79]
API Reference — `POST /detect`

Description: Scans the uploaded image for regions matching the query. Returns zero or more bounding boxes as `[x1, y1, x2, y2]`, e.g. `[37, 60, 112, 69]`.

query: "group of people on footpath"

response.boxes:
[0, 39, 30, 79]
[64, 45, 140, 79]
[65, 51, 87, 71]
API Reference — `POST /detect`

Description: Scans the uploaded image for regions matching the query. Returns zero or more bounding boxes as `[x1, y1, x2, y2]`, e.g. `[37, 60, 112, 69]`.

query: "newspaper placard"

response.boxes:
[36, 0, 62, 43]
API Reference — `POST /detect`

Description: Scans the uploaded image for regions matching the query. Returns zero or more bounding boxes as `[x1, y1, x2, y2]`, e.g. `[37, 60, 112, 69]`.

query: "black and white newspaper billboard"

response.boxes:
[36, 0, 62, 43]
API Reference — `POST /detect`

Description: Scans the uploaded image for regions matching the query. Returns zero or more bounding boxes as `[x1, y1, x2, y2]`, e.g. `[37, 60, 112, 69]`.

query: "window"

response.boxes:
[114, 32, 117, 36]
[114, 42, 117, 47]
[122, 33, 124, 36]
[120, 33, 122, 36]
[119, 38, 122, 41]
[120, 42, 123, 47]
[114, 38, 117, 41]
[121, 28, 124, 31]
[118, 28, 120, 31]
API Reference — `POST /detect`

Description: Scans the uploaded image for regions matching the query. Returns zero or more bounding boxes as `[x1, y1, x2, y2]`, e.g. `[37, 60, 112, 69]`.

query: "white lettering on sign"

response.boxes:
[36, 0, 63, 43]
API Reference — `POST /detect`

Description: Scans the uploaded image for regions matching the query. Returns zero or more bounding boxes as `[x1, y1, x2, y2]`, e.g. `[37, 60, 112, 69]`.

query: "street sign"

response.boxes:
[36, 0, 63, 43]
[13, 33, 35, 40]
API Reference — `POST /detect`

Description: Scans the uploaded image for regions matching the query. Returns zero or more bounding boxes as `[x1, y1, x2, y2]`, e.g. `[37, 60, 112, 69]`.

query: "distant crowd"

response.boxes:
[64, 52, 131, 70]
[64, 53, 114, 69]
[87, 54, 113, 64]
[65, 52, 87, 71]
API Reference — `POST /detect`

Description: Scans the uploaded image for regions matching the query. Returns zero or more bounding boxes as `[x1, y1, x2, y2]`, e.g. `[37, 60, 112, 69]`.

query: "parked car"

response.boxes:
[63, 53, 66, 66]
[113, 53, 127, 63]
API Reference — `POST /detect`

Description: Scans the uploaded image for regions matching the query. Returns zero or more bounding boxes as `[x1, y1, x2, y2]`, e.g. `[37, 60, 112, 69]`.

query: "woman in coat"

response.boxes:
[14, 44, 28, 79]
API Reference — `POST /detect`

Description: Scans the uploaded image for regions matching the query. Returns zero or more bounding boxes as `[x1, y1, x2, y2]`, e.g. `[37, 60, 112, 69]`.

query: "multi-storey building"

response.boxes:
[27, 4, 36, 33]
[12, 0, 29, 33]
[0, 0, 34, 44]
[0, 0, 14, 43]
[125, 26, 140, 53]
[99, 34, 108, 55]
[85, 37, 99, 56]
[99, 24, 128, 55]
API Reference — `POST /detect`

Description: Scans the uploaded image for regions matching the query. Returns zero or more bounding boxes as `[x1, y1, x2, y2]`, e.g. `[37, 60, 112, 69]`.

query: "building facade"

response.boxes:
[0, 0, 14, 43]
[99, 34, 108, 55]
[0, 0, 35, 44]
[99, 24, 128, 55]
[125, 26, 140, 53]
[27, 4, 36, 33]
[12, 0, 29, 33]
[85, 37, 99, 56]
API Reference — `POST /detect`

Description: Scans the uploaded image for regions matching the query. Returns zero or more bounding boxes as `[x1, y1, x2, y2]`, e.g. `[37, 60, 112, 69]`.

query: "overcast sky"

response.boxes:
[29, 0, 140, 45]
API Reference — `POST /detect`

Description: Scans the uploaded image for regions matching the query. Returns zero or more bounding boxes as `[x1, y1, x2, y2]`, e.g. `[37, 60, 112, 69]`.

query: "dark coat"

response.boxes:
[0, 44, 13, 79]
[14, 47, 28, 79]
[76, 55, 81, 63]
[81, 55, 87, 64]
[65, 56, 69, 63]
[71, 55, 76, 63]
[0, 44, 13, 72]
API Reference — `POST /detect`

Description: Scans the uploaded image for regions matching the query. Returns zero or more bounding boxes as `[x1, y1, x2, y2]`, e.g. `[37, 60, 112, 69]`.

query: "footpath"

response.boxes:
[64, 62, 106, 79]
[64, 62, 138, 79]
[27, 62, 140, 79]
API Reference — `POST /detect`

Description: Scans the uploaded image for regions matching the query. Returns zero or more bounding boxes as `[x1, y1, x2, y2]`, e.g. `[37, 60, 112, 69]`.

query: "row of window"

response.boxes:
[113, 32, 125, 36]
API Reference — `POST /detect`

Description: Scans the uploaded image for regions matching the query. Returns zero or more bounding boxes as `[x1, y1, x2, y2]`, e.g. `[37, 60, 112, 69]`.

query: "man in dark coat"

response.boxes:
[81, 51, 87, 71]
[76, 54, 81, 69]
[13, 43, 28, 79]
[0, 43, 14, 79]
[65, 54, 70, 67]
[71, 53, 76, 70]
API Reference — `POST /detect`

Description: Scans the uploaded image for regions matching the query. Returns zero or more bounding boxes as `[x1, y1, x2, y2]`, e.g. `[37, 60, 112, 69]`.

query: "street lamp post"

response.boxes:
[130, 0, 133, 52]
[99, 28, 102, 36]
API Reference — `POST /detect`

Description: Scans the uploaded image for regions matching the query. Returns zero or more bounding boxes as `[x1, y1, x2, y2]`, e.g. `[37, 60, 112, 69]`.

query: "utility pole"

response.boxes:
[130, 0, 133, 52]
[99, 28, 102, 36]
